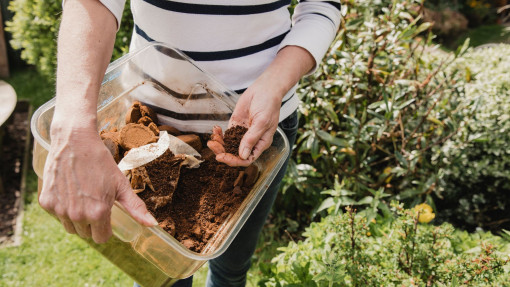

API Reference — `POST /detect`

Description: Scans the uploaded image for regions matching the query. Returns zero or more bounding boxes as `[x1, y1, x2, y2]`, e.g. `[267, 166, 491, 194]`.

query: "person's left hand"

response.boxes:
[207, 46, 315, 167]
[207, 79, 282, 166]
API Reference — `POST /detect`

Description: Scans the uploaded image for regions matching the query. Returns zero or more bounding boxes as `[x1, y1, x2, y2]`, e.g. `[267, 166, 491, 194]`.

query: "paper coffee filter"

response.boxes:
[118, 131, 202, 172]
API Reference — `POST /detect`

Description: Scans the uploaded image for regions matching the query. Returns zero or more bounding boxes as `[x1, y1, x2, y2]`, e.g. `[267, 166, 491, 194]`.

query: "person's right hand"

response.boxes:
[39, 125, 158, 243]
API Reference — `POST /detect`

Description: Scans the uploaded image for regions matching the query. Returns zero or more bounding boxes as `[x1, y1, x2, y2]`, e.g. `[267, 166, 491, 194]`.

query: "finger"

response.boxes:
[216, 153, 252, 167]
[212, 125, 223, 137]
[249, 130, 274, 161]
[91, 220, 112, 244]
[210, 133, 225, 146]
[207, 140, 226, 155]
[116, 176, 158, 227]
[59, 218, 77, 235]
[238, 120, 272, 160]
[74, 222, 92, 238]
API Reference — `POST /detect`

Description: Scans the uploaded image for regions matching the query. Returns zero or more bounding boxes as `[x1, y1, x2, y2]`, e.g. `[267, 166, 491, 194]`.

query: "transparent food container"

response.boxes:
[31, 42, 290, 287]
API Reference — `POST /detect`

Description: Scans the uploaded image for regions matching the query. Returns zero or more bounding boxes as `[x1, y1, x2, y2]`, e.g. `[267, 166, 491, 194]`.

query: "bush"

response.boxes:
[434, 44, 510, 231]
[259, 202, 510, 286]
[277, 0, 468, 228]
[6, 0, 133, 77]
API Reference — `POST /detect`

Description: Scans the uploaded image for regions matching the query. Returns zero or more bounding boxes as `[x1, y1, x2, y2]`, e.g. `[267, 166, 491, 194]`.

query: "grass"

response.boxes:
[444, 24, 510, 50]
[0, 67, 283, 286]
[6, 68, 56, 108]
[0, 68, 133, 286]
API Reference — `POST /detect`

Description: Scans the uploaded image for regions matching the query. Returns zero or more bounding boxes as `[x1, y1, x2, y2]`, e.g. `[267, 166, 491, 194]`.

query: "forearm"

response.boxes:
[254, 45, 315, 103]
[53, 0, 117, 135]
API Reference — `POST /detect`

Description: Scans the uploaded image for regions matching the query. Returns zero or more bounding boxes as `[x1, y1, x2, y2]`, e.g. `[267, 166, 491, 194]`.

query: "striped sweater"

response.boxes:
[99, 0, 341, 122]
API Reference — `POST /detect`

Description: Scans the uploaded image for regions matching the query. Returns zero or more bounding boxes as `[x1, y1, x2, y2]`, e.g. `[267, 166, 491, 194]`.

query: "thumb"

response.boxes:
[115, 176, 158, 226]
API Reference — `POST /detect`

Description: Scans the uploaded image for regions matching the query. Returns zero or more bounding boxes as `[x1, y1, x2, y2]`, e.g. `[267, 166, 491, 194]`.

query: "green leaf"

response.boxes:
[317, 197, 336, 213]
[323, 102, 340, 125]
[426, 116, 444, 127]
[414, 22, 432, 35]
[316, 130, 348, 147]
[368, 101, 384, 109]
[394, 151, 408, 168]
[455, 37, 470, 57]
[356, 196, 373, 205]
[395, 99, 415, 110]
[397, 189, 422, 200]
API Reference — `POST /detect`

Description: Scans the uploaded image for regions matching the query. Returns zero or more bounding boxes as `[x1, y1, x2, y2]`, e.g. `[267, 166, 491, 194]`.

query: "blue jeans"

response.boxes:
[135, 111, 298, 287]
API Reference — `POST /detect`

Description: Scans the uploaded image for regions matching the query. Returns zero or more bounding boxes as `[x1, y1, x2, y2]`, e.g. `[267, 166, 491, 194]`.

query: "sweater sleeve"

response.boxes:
[98, 0, 126, 30]
[279, 0, 341, 74]
[63, 0, 126, 30]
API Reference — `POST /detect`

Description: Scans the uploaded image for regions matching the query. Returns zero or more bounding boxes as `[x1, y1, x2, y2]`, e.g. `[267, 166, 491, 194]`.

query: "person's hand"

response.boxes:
[207, 80, 283, 166]
[39, 125, 157, 243]
[207, 46, 315, 167]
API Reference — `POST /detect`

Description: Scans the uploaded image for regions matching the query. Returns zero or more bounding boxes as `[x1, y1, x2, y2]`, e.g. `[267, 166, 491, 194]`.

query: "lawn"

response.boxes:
[0, 68, 272, 286]
[448, 24, 510, 49]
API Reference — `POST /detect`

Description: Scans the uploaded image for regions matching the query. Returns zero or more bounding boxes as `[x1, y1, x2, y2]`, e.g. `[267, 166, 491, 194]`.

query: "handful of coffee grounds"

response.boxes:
[223, 126, 248, 155]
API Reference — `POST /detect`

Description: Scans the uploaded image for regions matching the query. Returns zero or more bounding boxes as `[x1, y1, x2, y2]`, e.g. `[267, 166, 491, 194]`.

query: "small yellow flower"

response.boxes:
[340, 147, 356, 155]
[366, 232, 371, 236]
[413, 203, 435, 223]
[383, 167, 392, 174]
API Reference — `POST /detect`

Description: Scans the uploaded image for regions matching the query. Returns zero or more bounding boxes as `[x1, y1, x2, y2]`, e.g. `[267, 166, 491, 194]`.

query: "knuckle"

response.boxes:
[243, 132, 258, 146]
[87, 205, 110, 222]
[38, 195, 53, 211]
[256, 117, 272, 129]
[68, 211, 86, 222]
[131, 197, 147, 211]
[53, 206, 67, 218]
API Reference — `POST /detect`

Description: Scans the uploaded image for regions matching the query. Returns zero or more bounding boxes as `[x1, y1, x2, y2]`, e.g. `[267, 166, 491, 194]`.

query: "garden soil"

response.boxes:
[0, 106, 29, 245]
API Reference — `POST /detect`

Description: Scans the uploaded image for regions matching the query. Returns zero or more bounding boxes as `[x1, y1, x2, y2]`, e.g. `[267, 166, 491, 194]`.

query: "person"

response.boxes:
[39, 0, 341, 286]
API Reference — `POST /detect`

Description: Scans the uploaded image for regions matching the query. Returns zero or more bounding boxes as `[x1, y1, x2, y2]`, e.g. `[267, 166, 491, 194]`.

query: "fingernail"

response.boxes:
[241, 147, 251, 160]
[145, 213, 158, 226]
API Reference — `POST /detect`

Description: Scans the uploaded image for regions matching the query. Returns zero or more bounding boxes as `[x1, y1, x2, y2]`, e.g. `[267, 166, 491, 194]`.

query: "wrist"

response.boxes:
[253, 72, 289, 103]
[50, 112, 98, 141]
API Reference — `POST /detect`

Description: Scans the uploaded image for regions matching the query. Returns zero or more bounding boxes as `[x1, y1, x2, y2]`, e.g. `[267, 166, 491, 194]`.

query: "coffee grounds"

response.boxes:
[119, 123, 158, 150]
[223, 126, 248, 155]
[103, 102, 260, 253]
[137, 148, 252, 252]
[139, 150, 183, 210]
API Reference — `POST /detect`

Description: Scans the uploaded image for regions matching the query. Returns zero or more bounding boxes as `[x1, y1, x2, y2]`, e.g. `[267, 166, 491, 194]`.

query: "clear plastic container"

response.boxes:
[31, 42, 290, 287]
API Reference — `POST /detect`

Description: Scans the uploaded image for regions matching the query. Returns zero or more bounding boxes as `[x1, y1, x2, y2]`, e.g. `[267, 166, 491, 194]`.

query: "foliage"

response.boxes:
[5, 0, 134, 77]
[278, 0, 469, 228]
[425, 0, 500, 27]
[5, 0, 61, 77]
[258, 202, 510, 287]
[460, 0, 498, 26]
[433, 44, 510, 231]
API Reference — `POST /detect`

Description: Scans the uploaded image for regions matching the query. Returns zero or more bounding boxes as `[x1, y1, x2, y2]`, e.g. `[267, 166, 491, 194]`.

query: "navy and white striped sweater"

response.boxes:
[96, 0, 341, 122]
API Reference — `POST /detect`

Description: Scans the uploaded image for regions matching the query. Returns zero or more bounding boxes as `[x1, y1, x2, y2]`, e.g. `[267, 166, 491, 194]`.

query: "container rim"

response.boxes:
[30, 97, 55, 152]
[31, 41, 240, 151]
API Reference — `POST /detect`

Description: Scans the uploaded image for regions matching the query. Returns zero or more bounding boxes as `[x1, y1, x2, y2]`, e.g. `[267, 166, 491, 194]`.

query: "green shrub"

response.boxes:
[6, 0, 61, 77]
[434, 44, 510, 231]
[259, 202, 510, 286]
[277, 0, 468, 228]
[6, 0, 133, 77]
